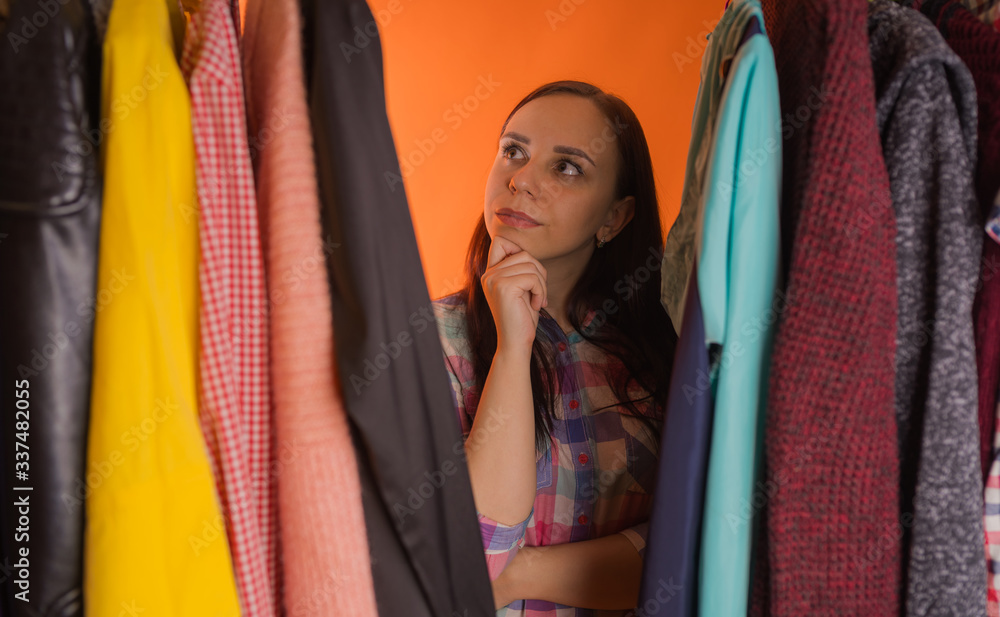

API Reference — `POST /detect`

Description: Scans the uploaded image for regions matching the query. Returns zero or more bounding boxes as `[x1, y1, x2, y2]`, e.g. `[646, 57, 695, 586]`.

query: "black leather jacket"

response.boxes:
[0, 0, 102, 614]
[306, 1, 494, 615]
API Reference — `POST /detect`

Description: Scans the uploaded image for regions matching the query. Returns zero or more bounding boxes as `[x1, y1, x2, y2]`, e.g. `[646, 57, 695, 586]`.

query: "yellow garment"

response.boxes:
[84, 0, 241, 614]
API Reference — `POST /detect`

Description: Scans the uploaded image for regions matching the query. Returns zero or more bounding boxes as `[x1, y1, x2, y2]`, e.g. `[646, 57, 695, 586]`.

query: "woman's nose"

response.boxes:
[508, 170, 534, 197]
[509, 159, 548, 199]
[510, 164, 565, 206]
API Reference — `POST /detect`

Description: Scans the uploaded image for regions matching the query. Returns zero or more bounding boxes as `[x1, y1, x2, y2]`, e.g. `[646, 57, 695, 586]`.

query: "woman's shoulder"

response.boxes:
[431, 291, 471, 352]
[431, 289, 466, 308]
[431, 290, 467, 320]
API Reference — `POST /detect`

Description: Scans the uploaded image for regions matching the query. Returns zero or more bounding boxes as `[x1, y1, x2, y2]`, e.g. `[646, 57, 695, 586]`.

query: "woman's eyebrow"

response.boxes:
[501, 131, 597, 168]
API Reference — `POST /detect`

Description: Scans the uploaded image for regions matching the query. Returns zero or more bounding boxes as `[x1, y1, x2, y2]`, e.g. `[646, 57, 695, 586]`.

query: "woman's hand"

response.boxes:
[491, 546, 537, 609]
[493, 535, 643, 610]
[492, 570, 515, 610]
[481, 234, 548, 354]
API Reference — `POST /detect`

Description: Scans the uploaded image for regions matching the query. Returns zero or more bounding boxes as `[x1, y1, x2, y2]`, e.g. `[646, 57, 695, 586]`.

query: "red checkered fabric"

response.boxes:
[181, 1, 277, 616]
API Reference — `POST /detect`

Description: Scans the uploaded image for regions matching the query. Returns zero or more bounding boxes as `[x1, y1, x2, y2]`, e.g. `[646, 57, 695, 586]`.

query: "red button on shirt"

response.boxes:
[558, 342, 567, 352]
[578, 514, 588, 525]
[578, 453, 588, 465]
[569, 399, 579, 409]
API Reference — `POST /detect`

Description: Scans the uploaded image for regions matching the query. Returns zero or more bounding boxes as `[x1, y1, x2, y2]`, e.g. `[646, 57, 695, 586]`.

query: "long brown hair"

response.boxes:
[452, 80, 676, 451]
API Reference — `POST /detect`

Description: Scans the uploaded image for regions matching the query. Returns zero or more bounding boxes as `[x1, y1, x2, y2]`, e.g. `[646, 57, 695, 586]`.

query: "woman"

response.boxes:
[432, 80, 677, 615]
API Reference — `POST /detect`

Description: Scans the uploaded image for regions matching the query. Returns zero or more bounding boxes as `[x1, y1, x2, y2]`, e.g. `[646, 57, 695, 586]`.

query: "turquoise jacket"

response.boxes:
[661, 0, 781, 614]
[698, 2, 781, 616]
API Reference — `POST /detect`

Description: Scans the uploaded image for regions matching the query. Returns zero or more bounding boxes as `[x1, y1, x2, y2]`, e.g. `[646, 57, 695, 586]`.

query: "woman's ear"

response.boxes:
[603, 195, 636, 241]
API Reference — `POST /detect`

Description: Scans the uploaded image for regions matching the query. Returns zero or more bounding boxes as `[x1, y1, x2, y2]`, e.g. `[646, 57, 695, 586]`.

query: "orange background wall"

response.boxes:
[242, 0, 727, 300]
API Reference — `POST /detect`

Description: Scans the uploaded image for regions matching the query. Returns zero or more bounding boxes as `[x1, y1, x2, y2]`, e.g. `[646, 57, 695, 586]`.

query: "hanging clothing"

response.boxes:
[906, 0, 1000, 485]
[227, 0, 240, 38]
[84, 0, 241, 614]
[749, 0, 901, 615]
[867, 3, 985, 616]
[181, 0, 277, 614]
[659, 8, 768, 340]
[640, 265, 712, 617]
[89, 0, 111, 39]
[980, 230, 1000, 484]
[918, 3, 1000, 611]
[693, 4, 780, 617]
[645, 1, 780, 615]
[241, 0, 380, 611]
[306, 1, 495, 615]
[989, 190, 1000, 242]
[434, 294, 659, 616]
[962, 0, 1000, 24]
[0, 0, 101, 614]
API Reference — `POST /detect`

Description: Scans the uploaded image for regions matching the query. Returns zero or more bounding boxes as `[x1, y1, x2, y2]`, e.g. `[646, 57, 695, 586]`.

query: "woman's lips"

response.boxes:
[496, 209, 541, 228]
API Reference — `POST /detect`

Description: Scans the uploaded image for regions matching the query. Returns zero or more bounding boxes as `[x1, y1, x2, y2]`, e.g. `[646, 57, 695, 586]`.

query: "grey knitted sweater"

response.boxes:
[868, 2, 984, 615]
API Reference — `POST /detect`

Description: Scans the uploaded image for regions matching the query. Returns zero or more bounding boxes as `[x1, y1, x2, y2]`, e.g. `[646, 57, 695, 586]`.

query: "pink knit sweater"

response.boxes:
[242, 0, 379, 614]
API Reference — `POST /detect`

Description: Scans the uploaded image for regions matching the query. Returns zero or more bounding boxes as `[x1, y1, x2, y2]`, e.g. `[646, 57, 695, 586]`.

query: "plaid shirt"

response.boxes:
[433, 292, 660, 616]
[181, 1, 277, 615]
[963, 0, 1000, 24]
[988, 394, 1000, 615]
[989, 457, 1000, 615]
[988, 191, 1000, 246]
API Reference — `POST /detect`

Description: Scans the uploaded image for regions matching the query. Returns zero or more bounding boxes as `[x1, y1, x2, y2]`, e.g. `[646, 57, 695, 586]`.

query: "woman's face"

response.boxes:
[484, 93, 633, 261]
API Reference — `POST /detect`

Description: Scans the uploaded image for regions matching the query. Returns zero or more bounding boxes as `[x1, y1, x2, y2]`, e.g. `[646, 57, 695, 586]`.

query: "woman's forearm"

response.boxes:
[503, 533, 643, 609]
[464, 344, 537, 526]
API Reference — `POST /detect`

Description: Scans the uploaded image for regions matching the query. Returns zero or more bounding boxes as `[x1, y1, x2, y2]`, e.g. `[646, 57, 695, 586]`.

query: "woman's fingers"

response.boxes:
[487, 234, 523, 269]
[483, 262, 547, 310]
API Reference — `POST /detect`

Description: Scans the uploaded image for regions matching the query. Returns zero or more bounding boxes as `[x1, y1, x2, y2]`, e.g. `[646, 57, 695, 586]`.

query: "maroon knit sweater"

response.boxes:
[750, 1, 902, 615]
[911, 0, 1000, 483]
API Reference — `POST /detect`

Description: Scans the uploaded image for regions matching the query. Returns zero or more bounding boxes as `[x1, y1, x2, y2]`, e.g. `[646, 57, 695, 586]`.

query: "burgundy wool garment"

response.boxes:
[749, 0, 902, 615]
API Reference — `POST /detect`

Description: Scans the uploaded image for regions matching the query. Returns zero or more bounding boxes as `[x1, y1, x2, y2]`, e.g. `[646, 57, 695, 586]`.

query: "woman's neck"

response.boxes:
[539, 246, 594, 336]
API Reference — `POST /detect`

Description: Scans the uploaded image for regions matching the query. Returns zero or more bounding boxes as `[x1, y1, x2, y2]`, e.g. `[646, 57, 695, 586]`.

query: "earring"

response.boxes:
[597, 234, 607, 248]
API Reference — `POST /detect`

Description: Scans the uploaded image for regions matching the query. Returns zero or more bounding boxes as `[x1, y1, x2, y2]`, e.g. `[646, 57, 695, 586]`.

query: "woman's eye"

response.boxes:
[557, 160, 583, 177]
[501, 142, 582, 177]
[503, 144, 524, 160]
